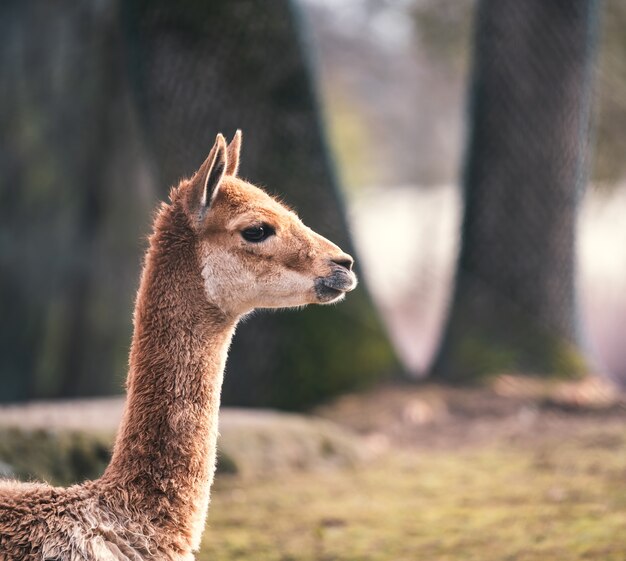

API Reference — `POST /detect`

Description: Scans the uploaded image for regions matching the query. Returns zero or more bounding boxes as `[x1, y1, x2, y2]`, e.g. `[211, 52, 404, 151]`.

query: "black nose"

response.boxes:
[332, 255, 354, 271]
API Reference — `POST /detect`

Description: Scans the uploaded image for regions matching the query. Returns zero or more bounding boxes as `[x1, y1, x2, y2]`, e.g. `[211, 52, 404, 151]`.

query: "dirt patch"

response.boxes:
[315, 377, 626, 452]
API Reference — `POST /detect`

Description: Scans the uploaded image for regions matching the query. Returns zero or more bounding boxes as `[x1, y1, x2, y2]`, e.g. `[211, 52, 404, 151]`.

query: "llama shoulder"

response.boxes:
[0, 480, 191, 560]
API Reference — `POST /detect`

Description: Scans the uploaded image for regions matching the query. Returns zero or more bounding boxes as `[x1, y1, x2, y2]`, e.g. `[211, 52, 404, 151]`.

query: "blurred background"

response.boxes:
[5, 0, 626, 406]
[2, 0, 626, 559]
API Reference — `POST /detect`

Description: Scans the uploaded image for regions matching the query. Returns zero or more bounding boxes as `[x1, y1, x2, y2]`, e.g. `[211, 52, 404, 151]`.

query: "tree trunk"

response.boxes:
[0, 0, 152, 401]
[431, 0, 600, 382]
[122, 0, 400, 409]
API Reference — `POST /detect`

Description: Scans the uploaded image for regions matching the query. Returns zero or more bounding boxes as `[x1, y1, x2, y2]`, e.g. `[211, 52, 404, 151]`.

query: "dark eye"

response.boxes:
[241, 224, 275, 242]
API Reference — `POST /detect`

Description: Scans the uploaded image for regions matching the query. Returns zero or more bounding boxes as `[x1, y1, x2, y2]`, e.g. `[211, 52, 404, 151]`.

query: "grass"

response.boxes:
[201, 425, 626, 561]
[2, 386, 625, 560]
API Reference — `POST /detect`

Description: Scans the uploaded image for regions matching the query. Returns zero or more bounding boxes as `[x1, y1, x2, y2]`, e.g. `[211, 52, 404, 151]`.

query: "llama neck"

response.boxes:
[102, 205, 237, 551]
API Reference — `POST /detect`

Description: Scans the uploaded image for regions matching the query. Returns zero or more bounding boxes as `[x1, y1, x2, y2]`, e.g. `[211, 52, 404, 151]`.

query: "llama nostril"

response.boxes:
[332, 255, 354, 271]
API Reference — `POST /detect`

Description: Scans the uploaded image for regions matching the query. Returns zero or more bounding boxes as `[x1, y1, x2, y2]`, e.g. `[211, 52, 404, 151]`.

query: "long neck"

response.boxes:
[102, 205, 237, 551]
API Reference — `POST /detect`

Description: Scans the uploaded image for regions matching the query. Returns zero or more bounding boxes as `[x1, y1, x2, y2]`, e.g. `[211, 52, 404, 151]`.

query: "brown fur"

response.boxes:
[0, 132, 356, 560]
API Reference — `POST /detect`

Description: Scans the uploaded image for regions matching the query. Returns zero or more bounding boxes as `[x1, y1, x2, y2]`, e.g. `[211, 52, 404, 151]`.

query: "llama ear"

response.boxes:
[225, 130, 242, 177]
[199, 134, 228, 208]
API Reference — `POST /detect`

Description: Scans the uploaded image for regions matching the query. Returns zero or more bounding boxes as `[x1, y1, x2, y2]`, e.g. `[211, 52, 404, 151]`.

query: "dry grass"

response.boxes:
[199, 383, 626, 560]
[202, 429, 626, 560]
[2, 385, 626, 560]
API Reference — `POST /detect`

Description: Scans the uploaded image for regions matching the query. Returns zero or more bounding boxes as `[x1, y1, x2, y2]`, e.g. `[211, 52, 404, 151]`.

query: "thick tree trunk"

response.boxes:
[0, 0, 151, 401]
[122, 0, 400, 409]
[431, 0, 600, 382]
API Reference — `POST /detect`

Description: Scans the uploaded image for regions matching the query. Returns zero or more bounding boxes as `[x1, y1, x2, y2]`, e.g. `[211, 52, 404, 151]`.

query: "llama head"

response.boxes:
[176, 131, 357, 317]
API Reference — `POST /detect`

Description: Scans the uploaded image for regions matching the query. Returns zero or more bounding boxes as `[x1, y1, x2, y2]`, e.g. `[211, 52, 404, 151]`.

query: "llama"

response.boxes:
[0, 131, 357, 560]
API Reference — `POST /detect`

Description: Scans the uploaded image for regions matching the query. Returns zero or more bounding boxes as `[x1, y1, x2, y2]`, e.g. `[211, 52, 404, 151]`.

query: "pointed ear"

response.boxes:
[198, 133, 228, 208]
[225, 130, 242, 177]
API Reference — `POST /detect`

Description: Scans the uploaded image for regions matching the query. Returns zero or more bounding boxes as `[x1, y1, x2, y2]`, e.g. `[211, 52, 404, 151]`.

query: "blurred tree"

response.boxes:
[594, 0, 626, 183]
[120, 0, 400, 409]
[431, 0, 600, 382]
[0, 0, 397, 407]
[412, 0, 626, 186]
[0, 0, 153, 402]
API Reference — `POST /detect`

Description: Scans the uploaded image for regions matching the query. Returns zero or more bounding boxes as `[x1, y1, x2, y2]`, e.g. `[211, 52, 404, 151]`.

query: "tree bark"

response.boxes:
[431, 0, 600, 382]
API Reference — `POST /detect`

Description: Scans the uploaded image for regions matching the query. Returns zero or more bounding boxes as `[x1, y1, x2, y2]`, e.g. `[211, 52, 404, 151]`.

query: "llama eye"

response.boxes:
[241, 225, 275, 242]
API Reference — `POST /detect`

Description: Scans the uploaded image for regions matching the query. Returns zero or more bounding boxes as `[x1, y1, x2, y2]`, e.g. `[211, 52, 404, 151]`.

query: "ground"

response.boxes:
[200, 379, 626, 560]
[1, 379, 625, 560]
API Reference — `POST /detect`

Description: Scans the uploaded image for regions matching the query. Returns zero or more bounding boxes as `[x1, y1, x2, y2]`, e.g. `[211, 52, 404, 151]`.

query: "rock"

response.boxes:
[0, 400, 368, 483]
[217, 408, 367, 479]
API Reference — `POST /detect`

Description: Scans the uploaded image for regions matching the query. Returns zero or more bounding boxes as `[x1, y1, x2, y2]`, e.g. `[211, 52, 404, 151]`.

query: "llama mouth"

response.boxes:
[314, 274, 357, 303]
[315, 283, 346, 303]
